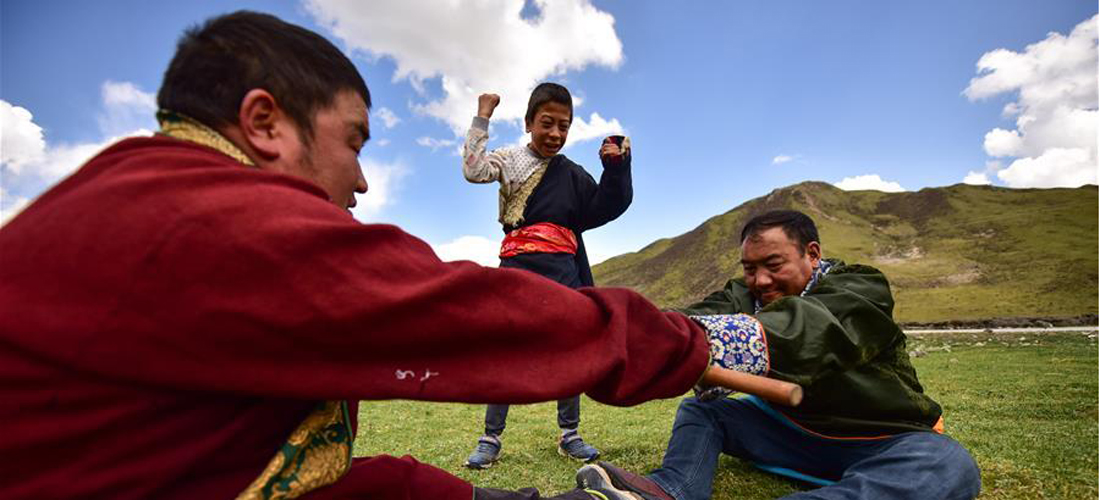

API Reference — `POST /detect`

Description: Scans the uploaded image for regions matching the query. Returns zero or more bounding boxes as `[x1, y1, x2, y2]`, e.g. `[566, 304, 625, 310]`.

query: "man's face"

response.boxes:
[287, 90, 370, 210]
[741, 226, 821, 306]
[525, 101, 571, 158]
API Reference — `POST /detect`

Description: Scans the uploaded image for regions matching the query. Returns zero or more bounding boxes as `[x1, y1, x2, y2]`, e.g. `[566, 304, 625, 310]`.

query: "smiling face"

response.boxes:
[741, 226, 821, 306]
[525, 101, 571, 158]
[286, 90, 370, 210]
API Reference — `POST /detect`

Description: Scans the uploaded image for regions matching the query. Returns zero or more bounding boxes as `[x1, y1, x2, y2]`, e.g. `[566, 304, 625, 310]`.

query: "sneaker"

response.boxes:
[559, 432, 601, 462]
[464, 435, 502, 469]
[576, 462, 673, 500]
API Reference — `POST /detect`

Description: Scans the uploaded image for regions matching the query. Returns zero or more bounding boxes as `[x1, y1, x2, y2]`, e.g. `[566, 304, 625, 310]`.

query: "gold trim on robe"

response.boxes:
[235, 400, 353, 500]
[156, 110, 255, 167]
[500, 163, 548, 228]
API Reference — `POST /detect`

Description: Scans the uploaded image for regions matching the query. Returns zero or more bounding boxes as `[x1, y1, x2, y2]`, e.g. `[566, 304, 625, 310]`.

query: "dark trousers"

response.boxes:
[484, 396, 581, 436]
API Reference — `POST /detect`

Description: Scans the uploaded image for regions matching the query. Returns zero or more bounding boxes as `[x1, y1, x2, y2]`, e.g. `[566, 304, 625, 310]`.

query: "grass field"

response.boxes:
[354, 331, 1098, 499]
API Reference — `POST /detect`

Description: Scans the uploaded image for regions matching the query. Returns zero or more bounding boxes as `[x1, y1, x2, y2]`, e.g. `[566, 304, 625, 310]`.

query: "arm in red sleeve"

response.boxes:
[26, 169, 707, 407]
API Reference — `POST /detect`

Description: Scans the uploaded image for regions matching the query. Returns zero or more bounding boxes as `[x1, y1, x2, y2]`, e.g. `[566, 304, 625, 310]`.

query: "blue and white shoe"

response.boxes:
[464, 434, 502, 469]
[559, 431, 601, 462]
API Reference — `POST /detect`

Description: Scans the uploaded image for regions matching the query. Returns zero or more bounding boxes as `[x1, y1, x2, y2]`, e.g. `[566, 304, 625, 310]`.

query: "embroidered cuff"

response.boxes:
[690, 313, 769, 376]
[471, 116, 490, 131]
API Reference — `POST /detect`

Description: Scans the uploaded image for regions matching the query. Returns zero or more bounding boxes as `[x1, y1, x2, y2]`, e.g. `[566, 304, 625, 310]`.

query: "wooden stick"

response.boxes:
[701, 366, 803, 407]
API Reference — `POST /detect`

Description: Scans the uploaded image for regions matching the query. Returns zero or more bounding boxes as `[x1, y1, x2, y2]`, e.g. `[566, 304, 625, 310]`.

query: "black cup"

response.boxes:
[603, 135, 631, 159]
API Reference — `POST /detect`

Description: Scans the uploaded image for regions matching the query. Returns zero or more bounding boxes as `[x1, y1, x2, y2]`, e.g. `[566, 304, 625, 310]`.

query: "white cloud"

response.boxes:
[981, 128, 1023, 157]
[431, 235, 500, 267]
[1, 101, 47, 174]
[102, 80, 157, 109]
[0, 186, 31, 226]
[374, 107, 401, 128]
[965, 14, 1098, 188]
[963, 159, 1002, 186]
[963, 160, 1007, 185]
[98, 81, 158, 137]
[416, 136, 458, 152]
[350, 157, 409, 222]
[772, 155, 794, 165]
[962, 171, 992, 185]
[306, 0, 625, 143]
[1, 128, 154, 202]
[996, 147, 1095, 188]
[1, 86, 155, 211]
[564, 112, 624, 146]
[375, 138, 391, 147]
[833, 174, 906, 192]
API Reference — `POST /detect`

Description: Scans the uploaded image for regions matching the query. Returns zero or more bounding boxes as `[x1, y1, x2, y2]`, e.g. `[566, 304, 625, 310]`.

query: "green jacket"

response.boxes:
[679, 260, 942, 438]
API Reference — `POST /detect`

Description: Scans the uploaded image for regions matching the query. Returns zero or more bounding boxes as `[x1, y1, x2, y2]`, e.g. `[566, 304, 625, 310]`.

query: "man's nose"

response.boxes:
[755, 272, 773, 288]
[357, 169, 369, 194]
[347, 171, 368, 209]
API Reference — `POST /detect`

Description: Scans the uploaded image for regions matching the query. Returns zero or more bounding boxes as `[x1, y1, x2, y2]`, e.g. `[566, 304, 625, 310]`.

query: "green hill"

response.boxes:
[593, 182, 1098, 323]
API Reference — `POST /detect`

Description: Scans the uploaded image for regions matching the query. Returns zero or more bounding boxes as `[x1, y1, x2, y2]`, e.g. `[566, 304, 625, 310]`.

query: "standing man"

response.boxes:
[577, 210, 981, 500]
[0, 11, 732, 500]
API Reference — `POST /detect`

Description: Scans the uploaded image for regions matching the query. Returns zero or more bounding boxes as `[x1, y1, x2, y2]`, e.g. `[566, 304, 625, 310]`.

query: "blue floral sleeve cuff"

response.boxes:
[690, 313, 770, 376]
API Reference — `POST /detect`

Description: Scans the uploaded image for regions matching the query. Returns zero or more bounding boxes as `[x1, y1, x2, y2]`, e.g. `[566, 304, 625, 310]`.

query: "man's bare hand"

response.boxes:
[477, 94, 500, 119]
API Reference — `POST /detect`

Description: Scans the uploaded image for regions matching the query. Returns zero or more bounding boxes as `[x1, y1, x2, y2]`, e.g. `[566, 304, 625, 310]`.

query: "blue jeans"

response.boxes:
[648, 397, 981, 500]
[484, 396, 581, 436]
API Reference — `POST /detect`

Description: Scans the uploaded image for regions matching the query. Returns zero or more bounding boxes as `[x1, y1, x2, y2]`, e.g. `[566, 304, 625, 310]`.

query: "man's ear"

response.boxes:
[237, 89, 290, 161]
[806, 241, 822, 267]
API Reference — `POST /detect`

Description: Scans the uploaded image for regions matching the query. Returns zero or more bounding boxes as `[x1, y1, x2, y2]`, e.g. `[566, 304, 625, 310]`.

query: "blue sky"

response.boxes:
[2, 1, 1096, 265]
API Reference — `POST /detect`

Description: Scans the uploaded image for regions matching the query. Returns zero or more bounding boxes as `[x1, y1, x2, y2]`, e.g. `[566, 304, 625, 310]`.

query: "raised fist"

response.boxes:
[477, 93, 501, 119]
[599, 135, 631, 167]
[599, 141, 621, 159]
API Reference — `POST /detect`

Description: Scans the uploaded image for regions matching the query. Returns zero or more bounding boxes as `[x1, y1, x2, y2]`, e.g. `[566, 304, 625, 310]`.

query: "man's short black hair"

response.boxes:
[525, 82, 573, 125]
[740, 210, 820, 252]
[157, 11, 370, 140]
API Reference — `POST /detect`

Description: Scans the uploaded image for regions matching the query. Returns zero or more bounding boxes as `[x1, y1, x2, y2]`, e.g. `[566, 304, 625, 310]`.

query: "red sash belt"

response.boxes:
[499, 222, 578, 258]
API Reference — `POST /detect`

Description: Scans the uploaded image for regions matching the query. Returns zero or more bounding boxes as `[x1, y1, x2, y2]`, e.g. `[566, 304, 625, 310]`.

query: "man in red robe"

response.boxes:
[0, 11, 714, 500]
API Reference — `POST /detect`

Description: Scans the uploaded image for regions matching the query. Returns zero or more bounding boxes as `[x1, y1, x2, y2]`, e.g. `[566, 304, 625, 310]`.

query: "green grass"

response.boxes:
[354, 331, 1098, 499]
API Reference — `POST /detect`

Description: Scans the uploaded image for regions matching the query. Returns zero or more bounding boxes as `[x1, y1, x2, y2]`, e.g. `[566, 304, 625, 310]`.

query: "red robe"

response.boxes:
[0, 136, 709, 499]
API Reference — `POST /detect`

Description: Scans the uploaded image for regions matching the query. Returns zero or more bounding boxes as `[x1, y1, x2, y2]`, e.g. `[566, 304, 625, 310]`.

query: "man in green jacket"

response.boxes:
[576, 210, 980, 500]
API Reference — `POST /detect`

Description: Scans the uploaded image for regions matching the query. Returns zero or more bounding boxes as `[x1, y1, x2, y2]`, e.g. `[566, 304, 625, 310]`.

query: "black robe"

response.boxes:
[499, 153, 632, 288]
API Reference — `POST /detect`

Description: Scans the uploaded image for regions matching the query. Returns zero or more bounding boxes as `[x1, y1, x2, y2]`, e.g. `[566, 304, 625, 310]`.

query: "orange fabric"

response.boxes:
[933, 416, 945, 434]
[499, 222, 578, 258]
